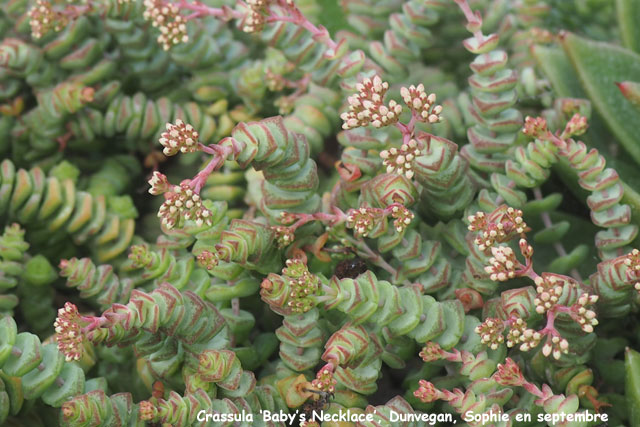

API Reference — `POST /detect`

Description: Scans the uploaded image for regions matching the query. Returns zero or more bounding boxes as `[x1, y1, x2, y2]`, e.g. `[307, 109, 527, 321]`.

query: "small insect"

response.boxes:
[334, 256, 368, 279]
[302, 389, 334, 418]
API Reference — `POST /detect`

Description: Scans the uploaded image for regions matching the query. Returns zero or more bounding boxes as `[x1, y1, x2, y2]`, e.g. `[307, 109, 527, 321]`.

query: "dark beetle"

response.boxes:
[334, 257, 368, 279]
[302, 389, 334, 419]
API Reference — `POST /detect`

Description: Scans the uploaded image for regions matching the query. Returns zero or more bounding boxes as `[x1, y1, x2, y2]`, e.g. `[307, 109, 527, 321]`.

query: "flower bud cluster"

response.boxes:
[541, 335, 569, 360]
[484, 245, 519, 281]
[341, 75, 402, 130]
[138, 401, 157, 421]
[28, 0, 68, 39]
[283, 259, 318, 313]
[517, 328, 542, 352]
[148, 171, 172, 195]
[241, 0, 287, 33]
[493, 358, 525, 387]
[505, 318, 527, 348]
[414, 380, 441, 403]
[128, 244, 153, 268]
[380, 139, 422, 179]
[159, 119, 200, 156]
[54, 302, 83, 362]
[242, 8, 266, 33]
[400, 85, 443, 123]
[561, 113, 588, 139]
[502, 316, 543, 353]
[468, 206, 527, 251]
[419, 342, 443, 362]
[569, 293, 599, 333]
[474, 317, 504, 350]
[278, 211, 298, 225]
[522, 116, 548, 138]
[143, 0, 189, 50]
[157, 184, 213, 229]
[197, 250, 219, 270]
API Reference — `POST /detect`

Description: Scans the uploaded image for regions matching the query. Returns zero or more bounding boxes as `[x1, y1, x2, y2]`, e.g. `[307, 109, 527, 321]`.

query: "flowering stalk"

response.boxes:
[415, 355, 593, 425]
[519, 114, 638, 259]
[53, 283, 229, 374]
[467, 205, 599, 360]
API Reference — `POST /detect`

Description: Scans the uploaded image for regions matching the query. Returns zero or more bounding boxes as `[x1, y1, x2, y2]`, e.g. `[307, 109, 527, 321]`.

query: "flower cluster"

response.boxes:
[143, 0, 189, 50]
[400, 85, 443, 123]
[272, 225, 295, 248]
[54, 302, 83, 362]
[340, 75, 402, 130]
[533, 275, 565, 315]
[390, 204, 414, 233]
[484, 245, 519, 281]
[28, 0, 68, 39]
[468, 206, 527, 251]
[380, 139, 422, 179]
[157, 183, 213, 229]
[568, 293, 599, 333]
[311, 365, 336, 393]
[624, 248, 640, 292]
[345, 207, 381, 238]
[159, 119, 200, 156]
[474, 317, 505, 350]
[282, 258, 318, 313]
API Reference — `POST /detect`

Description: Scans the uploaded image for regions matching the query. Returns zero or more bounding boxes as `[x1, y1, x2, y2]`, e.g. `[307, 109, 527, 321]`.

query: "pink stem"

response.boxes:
[176, 0, 243, 21]
[523, 381, 544, 398]
[189, 156, 221, 194]
[189, 143, 236, 193]
[453, 0, 484, 41]
[394, 111, 421, 144]
[81, 315, 108, 332]
[266, 3, 338, 52]
[538, 310, 560, 337]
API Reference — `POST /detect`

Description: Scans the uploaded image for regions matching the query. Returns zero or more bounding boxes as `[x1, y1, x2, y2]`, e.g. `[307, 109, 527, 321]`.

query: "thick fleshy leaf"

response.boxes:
[625, 348, 640, 425]
[617, 0, 640, 53]
[560, 32, 640, 166]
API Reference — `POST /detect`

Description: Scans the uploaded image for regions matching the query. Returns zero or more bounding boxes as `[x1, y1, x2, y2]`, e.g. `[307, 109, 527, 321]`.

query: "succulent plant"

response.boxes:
[1, 0, 640, 425]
